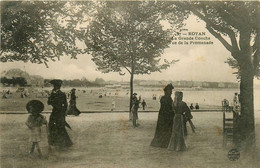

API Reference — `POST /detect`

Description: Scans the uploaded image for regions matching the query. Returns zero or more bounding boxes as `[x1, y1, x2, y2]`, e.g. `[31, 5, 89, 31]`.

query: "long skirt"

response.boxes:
[66, 104, 81, 116]
[48, 123, 72, 148]
[150, 117, 173, 148]
[168, 114, 186, 151]
[48, 113, 72, 148]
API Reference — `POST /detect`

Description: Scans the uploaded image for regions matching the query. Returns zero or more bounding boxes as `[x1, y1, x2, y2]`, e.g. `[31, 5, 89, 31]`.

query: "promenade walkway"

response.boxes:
[0, 109, 222, 114]
[0, 112, 259, 168]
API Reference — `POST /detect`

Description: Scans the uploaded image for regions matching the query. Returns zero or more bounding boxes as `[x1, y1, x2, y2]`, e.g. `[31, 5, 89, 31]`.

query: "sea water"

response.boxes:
[1, 86, 259, 111]
[94, 87, 260, 111]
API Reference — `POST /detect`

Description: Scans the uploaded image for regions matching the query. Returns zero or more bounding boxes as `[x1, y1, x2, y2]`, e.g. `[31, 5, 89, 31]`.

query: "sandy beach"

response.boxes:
[0, 87, 231, 113]
[1, 112, 260, 168]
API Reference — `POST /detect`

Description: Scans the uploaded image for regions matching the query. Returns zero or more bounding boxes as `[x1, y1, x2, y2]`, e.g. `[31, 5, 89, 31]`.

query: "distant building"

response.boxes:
[226, 83, 239, 88]
[209, 82, 219, 88]
[172, 81, 181, 87]
[179, 80, 193, 87]
[202, 82, 210, 88]
[193, 81, 203, 87]
[139, 80, 161, 87]
[218, 82, 225, 88]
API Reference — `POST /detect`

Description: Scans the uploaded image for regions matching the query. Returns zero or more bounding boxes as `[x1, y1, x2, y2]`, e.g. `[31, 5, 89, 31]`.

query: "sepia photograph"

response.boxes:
[0, 0, 260, 167]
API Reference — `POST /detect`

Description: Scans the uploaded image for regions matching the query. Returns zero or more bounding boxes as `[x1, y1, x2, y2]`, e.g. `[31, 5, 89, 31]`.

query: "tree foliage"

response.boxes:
[0, 77, 27, 86]
[173, 1, 260, 77]
[83, 1, 182, 76]
[82, 1, 187, 113]
[0, 1, 90, 65]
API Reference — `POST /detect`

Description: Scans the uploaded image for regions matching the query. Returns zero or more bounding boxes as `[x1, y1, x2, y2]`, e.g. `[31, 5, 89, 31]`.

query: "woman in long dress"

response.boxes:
[168, 91, 193, 151]
[66, 88, 81, 116]
[150, 84, 175, 148]
[48, 79, 72, 149]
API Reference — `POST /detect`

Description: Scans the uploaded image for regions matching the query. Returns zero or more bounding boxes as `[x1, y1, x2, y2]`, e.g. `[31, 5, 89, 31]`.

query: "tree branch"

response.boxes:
[136, 59, 146, 68]
[253, 49, 259, 70]
[190, 5, 234, 36]
[177, 2, 234, 51]
[212, 2, 248, 29]
[0, 50, 4, 57]
[180, 2, 242, 61]
[252, 33, 260, 52]
[227, 30, 241, 61]
[228, 31, 240, 51]
[121, 63, 131, 74]
[206, 25, 233, 52]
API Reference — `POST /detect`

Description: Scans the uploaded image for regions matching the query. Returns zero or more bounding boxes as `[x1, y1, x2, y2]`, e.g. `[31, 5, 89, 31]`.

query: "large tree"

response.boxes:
[170, 1, 260, 150]
[0, 1, 91, 65]
[83, 1, 184, 116]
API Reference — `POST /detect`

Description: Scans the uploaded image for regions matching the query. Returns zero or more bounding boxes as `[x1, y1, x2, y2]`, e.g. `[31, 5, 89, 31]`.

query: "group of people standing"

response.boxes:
[25, 80, 193, 158]
[130, 93, 147, 127]
[189, 103, 199, 110]
[25, 79, 77, 157]
[150, 84, 193, 151]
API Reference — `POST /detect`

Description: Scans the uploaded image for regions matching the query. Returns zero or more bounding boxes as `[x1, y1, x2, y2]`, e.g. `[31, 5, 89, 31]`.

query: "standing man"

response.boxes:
[190, 103, 194, 110]
[233, 92, 240, 110]
[48, 79, 72, 150]
[131, 93, 140, 127]
[141, 99, 147, 110]
[195, 103, 200, 110]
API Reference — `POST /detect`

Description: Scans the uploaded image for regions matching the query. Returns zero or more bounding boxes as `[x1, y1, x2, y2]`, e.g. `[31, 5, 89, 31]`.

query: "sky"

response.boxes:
[1, 15, 260, 84]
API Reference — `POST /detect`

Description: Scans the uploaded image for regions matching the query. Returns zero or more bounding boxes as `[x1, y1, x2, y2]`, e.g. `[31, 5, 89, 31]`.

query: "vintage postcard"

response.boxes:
[1, 0, 259, 168]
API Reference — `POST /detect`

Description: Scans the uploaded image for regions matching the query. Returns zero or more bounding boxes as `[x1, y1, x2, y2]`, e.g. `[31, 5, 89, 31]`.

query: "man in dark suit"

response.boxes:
[132, 93, 140, 127]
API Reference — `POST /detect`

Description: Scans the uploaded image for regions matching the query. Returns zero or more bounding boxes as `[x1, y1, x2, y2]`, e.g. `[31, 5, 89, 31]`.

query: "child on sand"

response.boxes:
[25, 100, 47, 158]
[111, 100, 116, 111]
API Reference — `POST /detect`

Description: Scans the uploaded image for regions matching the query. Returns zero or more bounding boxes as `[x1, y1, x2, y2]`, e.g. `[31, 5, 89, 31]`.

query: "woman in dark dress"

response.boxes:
[150, 84, 175, 148]
[48, 79, 72, 149]
[66, 88, 81, 116]
[168, 91, 193, 151]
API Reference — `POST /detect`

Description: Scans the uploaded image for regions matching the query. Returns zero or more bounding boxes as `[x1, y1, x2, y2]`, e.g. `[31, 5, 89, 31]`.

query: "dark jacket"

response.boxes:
[150, 95, 175, 148]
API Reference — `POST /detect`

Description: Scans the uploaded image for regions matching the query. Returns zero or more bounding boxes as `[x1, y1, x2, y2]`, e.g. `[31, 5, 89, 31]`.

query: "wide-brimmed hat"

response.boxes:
[163, 84, 174, 91]
[71, 88, 76, 91]
[26, 100, 44, 113]
[133, 93, 137, 95]
[50, 79, 63, 86]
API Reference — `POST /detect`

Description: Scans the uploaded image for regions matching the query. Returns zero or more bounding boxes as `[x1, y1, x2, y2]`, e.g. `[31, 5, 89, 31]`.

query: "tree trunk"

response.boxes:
[236, 63, 256, 150]
[129, 73, 134, 120]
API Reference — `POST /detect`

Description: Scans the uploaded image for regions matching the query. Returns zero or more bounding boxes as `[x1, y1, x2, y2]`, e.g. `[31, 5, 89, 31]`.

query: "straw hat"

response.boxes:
[26, 100, 44, 113]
